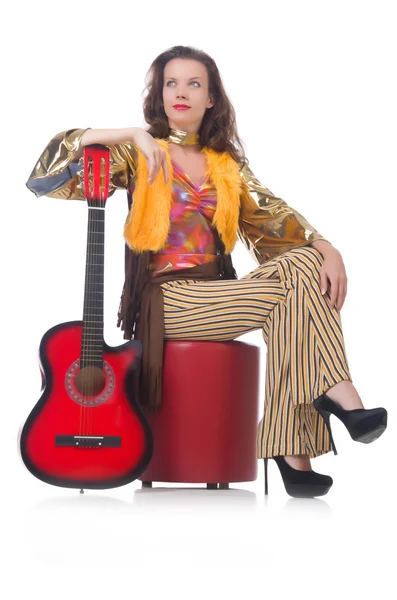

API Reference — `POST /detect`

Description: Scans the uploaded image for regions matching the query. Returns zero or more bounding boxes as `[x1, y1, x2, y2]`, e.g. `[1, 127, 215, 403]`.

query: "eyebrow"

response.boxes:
[165, 77, 203, 80]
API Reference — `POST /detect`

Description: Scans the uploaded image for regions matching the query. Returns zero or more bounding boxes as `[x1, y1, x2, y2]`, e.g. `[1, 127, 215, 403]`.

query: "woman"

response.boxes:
[26, 45, 387, 498]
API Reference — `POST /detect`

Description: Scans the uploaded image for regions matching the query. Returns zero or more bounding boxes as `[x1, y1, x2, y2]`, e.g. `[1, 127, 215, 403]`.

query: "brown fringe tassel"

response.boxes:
[116, 245, 151, 340]
[116, 191, 151, 340]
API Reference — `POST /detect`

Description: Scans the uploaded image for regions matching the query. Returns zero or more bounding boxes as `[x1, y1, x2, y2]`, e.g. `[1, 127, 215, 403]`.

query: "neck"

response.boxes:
[167, 127, 200, 146]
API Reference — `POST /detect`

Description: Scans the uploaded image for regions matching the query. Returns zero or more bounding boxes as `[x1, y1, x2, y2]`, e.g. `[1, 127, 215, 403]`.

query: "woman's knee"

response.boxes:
[283, 244, 323, 263]
[281, 245, 324, 278]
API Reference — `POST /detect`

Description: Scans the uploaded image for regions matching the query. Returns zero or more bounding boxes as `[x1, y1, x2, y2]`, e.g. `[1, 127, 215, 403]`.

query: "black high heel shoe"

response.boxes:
[264, 456, 333, 498]
[313, 393, 388, 455]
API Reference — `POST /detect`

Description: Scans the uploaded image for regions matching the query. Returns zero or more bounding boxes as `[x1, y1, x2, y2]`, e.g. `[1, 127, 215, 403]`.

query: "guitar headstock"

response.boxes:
[79, 144, 110, 208]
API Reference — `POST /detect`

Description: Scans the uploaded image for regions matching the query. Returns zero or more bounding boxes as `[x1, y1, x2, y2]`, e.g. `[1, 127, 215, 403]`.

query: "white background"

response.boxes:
[2, 0, 396, 598]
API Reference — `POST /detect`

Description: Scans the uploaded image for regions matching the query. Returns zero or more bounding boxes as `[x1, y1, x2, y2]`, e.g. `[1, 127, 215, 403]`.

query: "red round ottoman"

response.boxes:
[138, 339, 260, 489]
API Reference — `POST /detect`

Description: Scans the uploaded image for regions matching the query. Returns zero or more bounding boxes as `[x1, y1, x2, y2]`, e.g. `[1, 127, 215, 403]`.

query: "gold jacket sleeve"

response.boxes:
[25, 128, 138, 200]
[237, 162, 329, 264]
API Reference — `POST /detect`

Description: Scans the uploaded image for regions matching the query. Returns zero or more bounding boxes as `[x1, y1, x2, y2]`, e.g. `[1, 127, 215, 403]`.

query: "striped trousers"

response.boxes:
[158, 246, 353, 459]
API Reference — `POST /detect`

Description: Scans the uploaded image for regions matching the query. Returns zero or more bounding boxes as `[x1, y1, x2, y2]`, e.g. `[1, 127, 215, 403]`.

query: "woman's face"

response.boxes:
[162, 58, 214, 133]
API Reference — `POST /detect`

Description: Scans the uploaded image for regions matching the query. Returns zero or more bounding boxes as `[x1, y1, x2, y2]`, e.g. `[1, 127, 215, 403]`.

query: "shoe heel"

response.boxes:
[313, 400, 338, 455]
[264, 458, 269, 495]
[321, 409, 338, 455]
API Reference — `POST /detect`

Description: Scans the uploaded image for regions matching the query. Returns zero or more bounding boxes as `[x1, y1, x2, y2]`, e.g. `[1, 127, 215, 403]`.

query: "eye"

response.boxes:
[166, 81, 200, 87]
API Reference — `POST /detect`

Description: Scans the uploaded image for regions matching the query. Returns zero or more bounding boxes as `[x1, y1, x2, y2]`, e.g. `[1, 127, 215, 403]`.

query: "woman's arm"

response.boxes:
[238, 162, 330, 264]
[81, 127, 142, 148]
[25, 128, 139, 201]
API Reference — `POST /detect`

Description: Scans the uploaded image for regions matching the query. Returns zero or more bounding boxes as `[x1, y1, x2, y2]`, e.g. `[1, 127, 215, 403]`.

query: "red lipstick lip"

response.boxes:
[173, 105, 190, 109]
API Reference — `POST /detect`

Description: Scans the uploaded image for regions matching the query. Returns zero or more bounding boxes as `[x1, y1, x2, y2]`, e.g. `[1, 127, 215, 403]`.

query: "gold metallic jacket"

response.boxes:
[26, 128, 328, 264]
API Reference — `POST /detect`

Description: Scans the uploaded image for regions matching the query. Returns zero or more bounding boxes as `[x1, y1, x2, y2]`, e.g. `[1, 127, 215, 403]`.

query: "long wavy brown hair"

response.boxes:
[141, 45, 249, 170]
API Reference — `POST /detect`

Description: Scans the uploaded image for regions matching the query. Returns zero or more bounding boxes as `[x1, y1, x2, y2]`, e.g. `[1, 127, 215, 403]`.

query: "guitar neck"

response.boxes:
[81, 205, 105, 367]
[79, 145, 110, 368]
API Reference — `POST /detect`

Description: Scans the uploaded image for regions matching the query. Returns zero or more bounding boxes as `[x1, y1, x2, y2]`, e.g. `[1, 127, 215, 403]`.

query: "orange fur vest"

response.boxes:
[122, 138, 244, 254]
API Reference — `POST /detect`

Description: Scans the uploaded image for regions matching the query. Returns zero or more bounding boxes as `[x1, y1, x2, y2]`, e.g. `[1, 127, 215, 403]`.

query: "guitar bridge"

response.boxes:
[55, 435, 121, 448]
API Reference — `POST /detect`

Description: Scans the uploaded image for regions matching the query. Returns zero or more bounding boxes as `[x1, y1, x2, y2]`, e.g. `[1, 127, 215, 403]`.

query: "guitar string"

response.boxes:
[89, 156, 106, 437]
[89, 156, 100, 438]
[85, 156, 94, 437]
[98, 157, 107, 435]
[79, 155, 86, 438]
[87, 163, 96, 435]
[81, 155, 94, 438]
[88, 158, 95, 437]
[88, 156, 97, 437]
[80, 156, 89, 437]
[90, 158, 105, 437]
[78, 153, 107, 441]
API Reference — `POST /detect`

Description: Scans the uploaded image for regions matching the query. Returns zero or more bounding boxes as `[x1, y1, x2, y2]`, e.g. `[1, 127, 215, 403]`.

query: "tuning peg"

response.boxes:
[77, 169, 84, 177]
[76, 182, 84, 190]
[78, 157, 84, 165]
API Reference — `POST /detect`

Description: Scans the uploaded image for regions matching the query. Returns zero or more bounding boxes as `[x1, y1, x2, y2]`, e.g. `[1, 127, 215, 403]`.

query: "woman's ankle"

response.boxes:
[283, 454, 312, 471]
[324, 380, 365, 410]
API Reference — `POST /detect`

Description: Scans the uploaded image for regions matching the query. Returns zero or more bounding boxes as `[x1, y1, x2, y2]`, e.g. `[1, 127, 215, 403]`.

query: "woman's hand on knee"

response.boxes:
[319, 248, 347, 311]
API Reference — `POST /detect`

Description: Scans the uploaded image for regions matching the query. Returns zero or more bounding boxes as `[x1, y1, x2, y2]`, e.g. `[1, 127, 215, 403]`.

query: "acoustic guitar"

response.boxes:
[18, 144, 153, 491]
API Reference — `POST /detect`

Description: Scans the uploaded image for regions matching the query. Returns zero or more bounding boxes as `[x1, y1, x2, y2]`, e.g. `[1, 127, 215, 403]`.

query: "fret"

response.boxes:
[80, 346, 103, 349]
[80, 344, 103, 347]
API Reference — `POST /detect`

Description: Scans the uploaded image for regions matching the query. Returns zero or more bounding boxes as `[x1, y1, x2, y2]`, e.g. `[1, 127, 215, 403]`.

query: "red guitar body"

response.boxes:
[19, 145, 153, 490]
[19, 320, 153, 489]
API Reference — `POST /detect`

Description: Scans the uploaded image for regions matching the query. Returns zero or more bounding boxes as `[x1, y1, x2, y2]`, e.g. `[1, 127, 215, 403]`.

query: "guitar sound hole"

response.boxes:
[74, 366, 106, 397]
